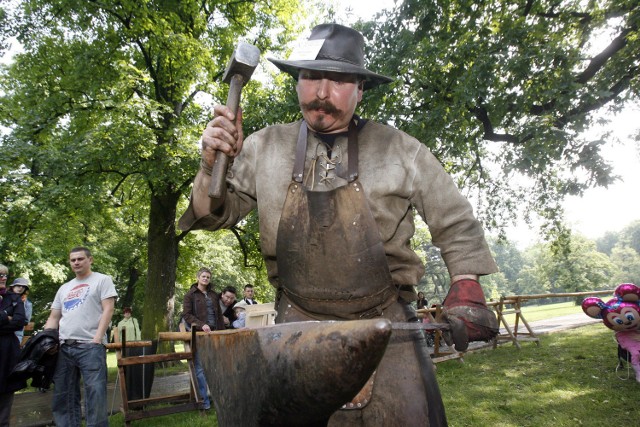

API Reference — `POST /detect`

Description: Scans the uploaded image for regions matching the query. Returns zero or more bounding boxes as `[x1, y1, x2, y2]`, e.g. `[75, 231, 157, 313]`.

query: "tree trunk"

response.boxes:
[143, 190, 181, 340]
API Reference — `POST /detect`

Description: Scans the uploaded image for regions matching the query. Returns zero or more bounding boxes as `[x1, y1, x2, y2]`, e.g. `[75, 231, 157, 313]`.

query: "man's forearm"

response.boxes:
[192, 168, 225, 219]
[94, 298, 115, 343]
[44, 309, 61, 330]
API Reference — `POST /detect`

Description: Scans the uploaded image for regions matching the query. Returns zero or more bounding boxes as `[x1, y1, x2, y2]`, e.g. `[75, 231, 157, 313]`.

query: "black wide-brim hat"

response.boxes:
[268, 23, 394, 91]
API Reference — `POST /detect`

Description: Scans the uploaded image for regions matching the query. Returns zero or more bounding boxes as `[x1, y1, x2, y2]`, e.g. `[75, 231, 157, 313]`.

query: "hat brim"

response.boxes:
[268, 58, 393, 91]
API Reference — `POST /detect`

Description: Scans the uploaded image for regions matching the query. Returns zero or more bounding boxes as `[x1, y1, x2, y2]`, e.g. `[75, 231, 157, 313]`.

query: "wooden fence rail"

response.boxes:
[417, 289, 615, 361]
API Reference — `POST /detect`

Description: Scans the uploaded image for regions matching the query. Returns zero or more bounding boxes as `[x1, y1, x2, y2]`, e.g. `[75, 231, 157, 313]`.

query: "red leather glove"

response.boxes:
[443, 279, 498, 344]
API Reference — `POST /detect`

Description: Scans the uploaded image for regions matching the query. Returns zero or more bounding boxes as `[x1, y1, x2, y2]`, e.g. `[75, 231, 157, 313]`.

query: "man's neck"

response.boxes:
[75, 271, 92, 280]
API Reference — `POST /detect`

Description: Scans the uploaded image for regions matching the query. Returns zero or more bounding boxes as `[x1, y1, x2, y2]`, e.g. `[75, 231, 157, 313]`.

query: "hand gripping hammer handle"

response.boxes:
[207, 41, 260, 198]
[208, 73, 244, 198]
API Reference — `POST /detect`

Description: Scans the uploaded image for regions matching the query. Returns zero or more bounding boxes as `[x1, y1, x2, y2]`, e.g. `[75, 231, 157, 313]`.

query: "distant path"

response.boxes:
[507, 312, 601, 335]
[11, 313, 602, 426]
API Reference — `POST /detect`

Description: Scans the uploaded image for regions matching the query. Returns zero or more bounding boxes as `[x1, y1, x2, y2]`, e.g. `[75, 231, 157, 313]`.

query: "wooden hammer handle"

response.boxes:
[209, 73, 244, 198]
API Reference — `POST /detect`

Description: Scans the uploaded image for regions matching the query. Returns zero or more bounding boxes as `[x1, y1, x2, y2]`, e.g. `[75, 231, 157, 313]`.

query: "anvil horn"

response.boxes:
[197, 319, 392, 426]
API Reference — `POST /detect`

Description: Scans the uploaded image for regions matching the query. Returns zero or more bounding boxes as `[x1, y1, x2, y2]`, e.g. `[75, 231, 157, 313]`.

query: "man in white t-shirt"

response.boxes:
[44, 246, 117, 427]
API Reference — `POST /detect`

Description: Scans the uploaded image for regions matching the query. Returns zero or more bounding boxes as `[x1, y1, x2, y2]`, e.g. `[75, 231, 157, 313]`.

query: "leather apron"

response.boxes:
[274, 120, 447, 426]
[275, 120, 397, 320]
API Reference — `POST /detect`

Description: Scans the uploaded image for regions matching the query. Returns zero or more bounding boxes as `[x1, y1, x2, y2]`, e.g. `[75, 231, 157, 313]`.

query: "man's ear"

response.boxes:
[357, 81, 364, 102]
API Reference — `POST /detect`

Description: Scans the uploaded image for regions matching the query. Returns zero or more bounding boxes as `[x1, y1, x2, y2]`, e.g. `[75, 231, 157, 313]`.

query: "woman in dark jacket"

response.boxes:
[416, 292, 428, 310]
[0, 264, 27, 426]
[182, 267, 225, 410]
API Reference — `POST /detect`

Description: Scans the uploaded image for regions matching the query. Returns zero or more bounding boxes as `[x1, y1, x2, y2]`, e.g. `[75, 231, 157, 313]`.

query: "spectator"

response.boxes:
[218, 286, 237, 328]
[44, 247, 117, 427]
[242, 284, 259, 305]
[0, 263, 27, 426]
[178, 23, 498, 424]
[182, 267, 225, 410]
[11, 278, 32, 345]
[416, 292, 428, 310]
[117, 307, 141, 342]
[232, 301, 248, 329]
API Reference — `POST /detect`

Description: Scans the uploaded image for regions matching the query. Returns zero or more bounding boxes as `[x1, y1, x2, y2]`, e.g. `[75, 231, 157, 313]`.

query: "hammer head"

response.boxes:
[222, 41, 261, 84]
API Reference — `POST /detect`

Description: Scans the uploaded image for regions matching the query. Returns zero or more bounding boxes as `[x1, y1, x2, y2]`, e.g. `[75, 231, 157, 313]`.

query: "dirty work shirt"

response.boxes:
[51, 272, 117, 344]
[180, 119, 497, 285]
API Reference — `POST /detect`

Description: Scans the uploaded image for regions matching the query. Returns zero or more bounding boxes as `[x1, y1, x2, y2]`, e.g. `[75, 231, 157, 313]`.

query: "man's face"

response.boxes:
[244, 287, 254, 299]
[0, 271, 7, 289]
[69, 251, 93, 277]
[296, 69, 363, 134]
[221, 291, 236, 307]
[197, 272, 211, 286]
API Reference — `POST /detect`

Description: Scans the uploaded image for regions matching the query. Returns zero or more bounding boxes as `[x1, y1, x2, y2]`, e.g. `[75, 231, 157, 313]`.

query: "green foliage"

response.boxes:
[596, 230, 620, 255]
[610, 246, 640, 285]
[360, 0, 639, 238]
[618, 219, 640, 255]
[0, 0, 304, 336]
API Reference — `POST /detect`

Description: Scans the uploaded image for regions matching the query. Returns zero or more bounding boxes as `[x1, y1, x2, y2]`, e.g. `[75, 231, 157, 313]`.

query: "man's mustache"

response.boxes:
[301, 100, 341, 116]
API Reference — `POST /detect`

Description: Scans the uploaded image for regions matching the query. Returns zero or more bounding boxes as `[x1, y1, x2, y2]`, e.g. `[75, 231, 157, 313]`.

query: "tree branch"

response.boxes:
[229, 226, 261, 270]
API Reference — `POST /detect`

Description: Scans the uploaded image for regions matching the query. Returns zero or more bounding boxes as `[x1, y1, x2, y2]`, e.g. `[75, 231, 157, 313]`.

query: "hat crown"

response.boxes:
[12, 277, 29, 287]
[267, 23, 393, 90]
[309, 24, 365, 67]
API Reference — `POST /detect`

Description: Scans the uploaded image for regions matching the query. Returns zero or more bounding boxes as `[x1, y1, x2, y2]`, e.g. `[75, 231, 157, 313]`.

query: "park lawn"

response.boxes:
[107, 323, 634, 426]
[438, 323, 636, 426]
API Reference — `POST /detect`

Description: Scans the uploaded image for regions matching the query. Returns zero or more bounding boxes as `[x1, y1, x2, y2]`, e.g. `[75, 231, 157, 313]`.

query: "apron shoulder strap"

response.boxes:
[293, 119, 361, 184]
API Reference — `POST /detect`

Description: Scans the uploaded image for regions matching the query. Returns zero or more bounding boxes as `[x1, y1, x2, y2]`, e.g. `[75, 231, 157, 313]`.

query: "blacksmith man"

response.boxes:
[180, 23, 498, 426]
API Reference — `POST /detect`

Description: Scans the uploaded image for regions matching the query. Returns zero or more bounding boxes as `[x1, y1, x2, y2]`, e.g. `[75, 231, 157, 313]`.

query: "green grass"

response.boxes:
[438, 324, 636, 426]
[109, 410, 217, 426]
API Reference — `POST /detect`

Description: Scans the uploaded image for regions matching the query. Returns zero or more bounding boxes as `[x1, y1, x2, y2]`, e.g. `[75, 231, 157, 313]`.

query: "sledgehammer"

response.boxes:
[209, 41, 261, 198]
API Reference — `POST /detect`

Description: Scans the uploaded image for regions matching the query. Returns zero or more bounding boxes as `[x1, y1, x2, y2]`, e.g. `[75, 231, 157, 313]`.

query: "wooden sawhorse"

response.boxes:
[489, 296, 540, 349]
[106, 327, 202, 425]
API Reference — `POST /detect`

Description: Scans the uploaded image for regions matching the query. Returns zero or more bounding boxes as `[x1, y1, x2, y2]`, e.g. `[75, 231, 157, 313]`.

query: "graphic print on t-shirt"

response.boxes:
[63, 283, 90, 311]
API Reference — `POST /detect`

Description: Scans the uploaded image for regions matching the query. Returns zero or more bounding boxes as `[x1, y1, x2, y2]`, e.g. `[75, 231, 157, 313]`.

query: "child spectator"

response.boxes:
[11, 278, 32, 345]
[232, 301, 248, 329]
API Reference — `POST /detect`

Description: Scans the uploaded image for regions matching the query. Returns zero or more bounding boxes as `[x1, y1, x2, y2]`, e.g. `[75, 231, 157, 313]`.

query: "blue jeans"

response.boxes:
[194, 353, 211, 409]
[52, 343, 108, 427]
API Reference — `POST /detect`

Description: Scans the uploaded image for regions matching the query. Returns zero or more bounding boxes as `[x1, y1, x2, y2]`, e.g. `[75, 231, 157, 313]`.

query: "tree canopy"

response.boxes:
[0, 0, 302, 336]
[360, 0, 639, 239]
